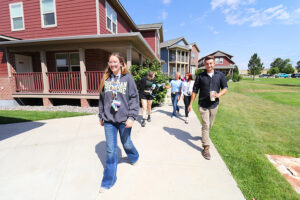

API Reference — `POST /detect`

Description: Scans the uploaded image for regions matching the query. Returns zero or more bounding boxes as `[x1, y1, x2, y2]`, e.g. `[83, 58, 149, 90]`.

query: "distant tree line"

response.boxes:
[247, 53, 300, 79]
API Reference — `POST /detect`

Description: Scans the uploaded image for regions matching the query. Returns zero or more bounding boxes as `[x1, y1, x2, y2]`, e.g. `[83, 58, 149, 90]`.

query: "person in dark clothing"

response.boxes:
[182, 73, 194, 124]
[188, 55, 228, 160]
[98, 53, 139, 192]
[139, 71, 156, 127]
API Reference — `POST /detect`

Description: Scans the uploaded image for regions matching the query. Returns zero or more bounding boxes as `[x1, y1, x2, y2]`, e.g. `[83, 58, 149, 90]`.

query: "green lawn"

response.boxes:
[0, 110, 91, 124]
[193, 78, 300, 200]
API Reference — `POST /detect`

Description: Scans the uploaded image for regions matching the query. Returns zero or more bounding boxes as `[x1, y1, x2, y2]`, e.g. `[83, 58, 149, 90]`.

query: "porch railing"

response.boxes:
[13, 72, 43, 92]
[86, 71, 104, 93]
[47, 72, 81, 93]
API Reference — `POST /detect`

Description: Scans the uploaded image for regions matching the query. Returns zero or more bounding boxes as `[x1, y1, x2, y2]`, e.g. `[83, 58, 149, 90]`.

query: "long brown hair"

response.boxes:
[99, 53, 128, 93]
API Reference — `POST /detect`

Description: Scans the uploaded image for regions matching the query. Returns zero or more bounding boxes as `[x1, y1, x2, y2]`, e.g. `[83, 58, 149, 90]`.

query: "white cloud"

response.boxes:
[180, 22, 185, 27]
[208, 26, 219, 34]
[162, 0, 171, 5]
[211, 0, 255, 10]
[159, 10, 168, 20]
[221, 4, 298, 27]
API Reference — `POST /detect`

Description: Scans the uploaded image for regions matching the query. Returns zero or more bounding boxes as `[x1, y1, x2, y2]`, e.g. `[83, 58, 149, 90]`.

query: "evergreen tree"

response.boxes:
[296, 61, 300, 72]
[248, 53, 264, 80]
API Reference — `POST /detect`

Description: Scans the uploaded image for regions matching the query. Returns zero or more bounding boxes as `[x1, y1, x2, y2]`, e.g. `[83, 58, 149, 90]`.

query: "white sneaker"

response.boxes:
[99, 187, 108, 193]
[185, 117, 189, 124]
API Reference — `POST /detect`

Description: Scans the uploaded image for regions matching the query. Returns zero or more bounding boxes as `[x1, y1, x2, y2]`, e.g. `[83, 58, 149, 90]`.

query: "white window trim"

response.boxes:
[55, 52, 80, 72]
[105, 1, 117, 34]
[9, 2, 25, 31]
[40, 0, 57, 28]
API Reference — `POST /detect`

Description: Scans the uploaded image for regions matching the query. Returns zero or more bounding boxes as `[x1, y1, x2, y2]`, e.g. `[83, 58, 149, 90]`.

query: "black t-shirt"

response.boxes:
[193, 70, 228, 109]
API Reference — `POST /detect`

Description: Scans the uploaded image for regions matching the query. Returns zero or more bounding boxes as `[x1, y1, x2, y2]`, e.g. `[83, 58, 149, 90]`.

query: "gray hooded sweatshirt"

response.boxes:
[98, 73, 139, 123]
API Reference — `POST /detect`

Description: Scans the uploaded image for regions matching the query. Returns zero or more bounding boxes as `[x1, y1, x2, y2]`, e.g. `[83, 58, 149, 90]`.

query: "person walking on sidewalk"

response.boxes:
[139, 71, 156, 127]
[98, 53, 139, 192]
[188, 56, 228, 160]
[165, 72, 182, 118]
[182, 73, 194, 124]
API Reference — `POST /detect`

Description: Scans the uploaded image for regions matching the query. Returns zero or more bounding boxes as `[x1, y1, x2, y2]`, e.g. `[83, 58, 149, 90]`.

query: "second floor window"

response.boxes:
[106, 2, 117, 34]
[192, 52, 195, 60]
[215, 58, 219, 64]
[9, 2, 25, 31]
[41, 0, 57, 28]
[220, 58, 223, 64]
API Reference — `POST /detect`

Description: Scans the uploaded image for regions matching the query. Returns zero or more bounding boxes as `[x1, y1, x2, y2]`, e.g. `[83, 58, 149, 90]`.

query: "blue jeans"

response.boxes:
[171, 93, 180, 117]
[101, 122, 139, 189]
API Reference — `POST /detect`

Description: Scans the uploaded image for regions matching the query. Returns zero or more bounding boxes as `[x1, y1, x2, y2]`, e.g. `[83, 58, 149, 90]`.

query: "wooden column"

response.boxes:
[79, 48, 87, 94]
[126, 47, 132, 68]
[5, 48, 12, 77]
[40, 50, 49, 93]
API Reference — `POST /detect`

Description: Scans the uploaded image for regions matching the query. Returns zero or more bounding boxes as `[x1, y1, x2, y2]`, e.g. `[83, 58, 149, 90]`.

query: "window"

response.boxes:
[215, 58, 219, 64]
[9, 2, 25, 31]
[40, 0, 57, 28]
[192, 52, 195, 60]
[220, 58, 223, 64]
[56, 52, 80, 72]
[106, 2, 117, 34]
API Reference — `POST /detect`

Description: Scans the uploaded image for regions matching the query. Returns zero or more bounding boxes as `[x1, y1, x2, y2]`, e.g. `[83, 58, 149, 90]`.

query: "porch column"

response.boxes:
[139, 53, 143, 66]
[126, 47, 132, 68]
[79, 48, 87, 94]
[40, 50, 49, 93]
[5, 48, 12, 77]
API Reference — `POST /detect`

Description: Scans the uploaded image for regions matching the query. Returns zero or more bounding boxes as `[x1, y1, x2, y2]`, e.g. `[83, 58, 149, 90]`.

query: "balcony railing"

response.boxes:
[86, 71, 105, 93]
[13, 72, 43, 92]
[47, 72, 81, 93]
[13, 71, 105, 94]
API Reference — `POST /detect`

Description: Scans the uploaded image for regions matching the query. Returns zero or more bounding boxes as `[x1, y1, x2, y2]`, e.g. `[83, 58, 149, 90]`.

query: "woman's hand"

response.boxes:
[99, 120, 104, 126]
[125, 119, 134, 128]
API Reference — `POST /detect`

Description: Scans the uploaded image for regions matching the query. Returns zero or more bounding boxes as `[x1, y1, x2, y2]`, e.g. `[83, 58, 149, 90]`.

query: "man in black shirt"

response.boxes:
[188, 56, 228, 160]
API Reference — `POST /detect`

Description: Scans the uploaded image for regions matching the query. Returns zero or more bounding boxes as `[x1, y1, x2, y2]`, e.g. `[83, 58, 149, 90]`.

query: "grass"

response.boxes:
[0, 110, 91, 124]
[193, 78, 300, 200]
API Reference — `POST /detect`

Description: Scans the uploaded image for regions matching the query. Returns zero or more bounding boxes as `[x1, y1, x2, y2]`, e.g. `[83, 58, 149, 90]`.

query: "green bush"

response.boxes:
[130, 59, 168, 106]
[232, 73, 243, 82]
[226, 75, 232, 82]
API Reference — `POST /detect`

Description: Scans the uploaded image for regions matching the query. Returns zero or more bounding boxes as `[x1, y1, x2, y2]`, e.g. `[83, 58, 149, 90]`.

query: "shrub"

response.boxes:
[226, 75, 232, 82]
[130, 59, 168, 105]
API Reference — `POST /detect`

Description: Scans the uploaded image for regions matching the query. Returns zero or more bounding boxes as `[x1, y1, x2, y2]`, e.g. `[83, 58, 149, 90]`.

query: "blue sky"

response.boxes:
[120, 0, 300, 70]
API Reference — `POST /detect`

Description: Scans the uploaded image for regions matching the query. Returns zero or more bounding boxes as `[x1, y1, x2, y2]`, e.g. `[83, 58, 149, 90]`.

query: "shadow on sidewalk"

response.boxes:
[95, 141, 131, 168]
[0, 121, 45, 141]
[163, 127, 203, 152]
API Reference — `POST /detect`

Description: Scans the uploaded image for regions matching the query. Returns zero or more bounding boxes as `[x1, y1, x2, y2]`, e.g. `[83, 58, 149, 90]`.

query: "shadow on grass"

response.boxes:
[95, 141, 131, 169]
[0, 119, 45, 141]
[163, 127, 202, 152]
[271, 84, 300, 87]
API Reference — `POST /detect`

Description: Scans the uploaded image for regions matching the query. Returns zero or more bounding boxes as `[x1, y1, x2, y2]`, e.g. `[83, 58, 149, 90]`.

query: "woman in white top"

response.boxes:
[182, 73, 194, 124]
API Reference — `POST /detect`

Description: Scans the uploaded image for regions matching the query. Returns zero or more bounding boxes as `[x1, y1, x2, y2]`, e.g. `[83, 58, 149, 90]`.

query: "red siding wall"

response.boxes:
[0, 0, 97, 39]
[0, 48, 8, 77]
[45, 49, 109, 72]
[141, 31, 156, 55]
[191, 46, 199, 66]
[156, 31, 160, 58]
[215, 56, 233, 66]
[99, 0, 131, 34]
[85, 49, 110, 71]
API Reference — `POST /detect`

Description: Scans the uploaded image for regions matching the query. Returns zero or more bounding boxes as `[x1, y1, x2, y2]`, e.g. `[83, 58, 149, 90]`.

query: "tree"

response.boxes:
[130, 59, 168, 106]
[268, 67, 279, 75]
[248, 53, 264, 80]
[296, 61, 300, 72]
[283, 64, 294, 74]
[270, 57, 291, 73]
[233, 65, 239, 75]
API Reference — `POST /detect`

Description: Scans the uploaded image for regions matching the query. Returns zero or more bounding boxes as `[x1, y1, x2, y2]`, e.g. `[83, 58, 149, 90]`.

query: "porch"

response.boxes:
[0, 33, 158, 107]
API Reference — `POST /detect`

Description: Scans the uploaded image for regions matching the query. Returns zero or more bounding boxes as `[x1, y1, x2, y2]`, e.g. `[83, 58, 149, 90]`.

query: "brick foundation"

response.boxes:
[43, 98, 53, 107]
[0, 77, 14, 100]
[81, 98, 89, 108]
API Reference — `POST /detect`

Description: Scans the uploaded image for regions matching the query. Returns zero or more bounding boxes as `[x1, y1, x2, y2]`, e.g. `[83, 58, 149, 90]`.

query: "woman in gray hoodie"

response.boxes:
[98, 53, 139, 192]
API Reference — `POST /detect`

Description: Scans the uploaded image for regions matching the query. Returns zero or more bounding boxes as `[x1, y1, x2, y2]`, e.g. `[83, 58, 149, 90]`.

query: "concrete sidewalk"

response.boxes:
[0, 102, 245, 200]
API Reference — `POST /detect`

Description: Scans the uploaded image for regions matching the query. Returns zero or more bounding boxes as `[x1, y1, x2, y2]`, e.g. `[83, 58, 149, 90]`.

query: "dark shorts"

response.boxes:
[140, 92, 154, 100]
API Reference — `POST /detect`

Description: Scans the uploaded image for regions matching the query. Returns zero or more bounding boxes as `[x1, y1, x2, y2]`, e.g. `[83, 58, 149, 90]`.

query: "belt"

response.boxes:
[172, 92, 179, 94]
